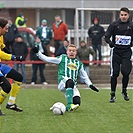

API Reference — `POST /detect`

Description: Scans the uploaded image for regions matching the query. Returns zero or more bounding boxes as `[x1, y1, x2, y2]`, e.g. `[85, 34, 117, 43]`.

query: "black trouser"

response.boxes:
[31, 64, 46, 83]
[92, 44, 102, 61]
[110, 48, 132, 93]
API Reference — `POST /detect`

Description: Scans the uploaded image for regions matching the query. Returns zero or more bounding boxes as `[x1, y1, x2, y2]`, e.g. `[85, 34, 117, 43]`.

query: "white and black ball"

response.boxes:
[52, 102, 66, 115]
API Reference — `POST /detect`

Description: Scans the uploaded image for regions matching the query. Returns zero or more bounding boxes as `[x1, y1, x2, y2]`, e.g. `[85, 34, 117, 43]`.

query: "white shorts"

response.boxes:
[58, 78, 80, 97]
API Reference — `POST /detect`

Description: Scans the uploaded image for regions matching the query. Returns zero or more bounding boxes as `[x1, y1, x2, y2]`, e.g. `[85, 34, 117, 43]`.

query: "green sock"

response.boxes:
[66, 88, 73, 110]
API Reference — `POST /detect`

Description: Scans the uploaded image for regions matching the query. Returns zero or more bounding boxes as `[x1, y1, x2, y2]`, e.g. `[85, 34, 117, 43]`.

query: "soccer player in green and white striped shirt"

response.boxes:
[32, 44, 99, 111]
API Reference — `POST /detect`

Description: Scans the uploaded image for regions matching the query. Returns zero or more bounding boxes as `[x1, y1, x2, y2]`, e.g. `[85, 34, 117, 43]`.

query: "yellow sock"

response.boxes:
[0, 90, 8, 105]
[8, 81, 22, 105]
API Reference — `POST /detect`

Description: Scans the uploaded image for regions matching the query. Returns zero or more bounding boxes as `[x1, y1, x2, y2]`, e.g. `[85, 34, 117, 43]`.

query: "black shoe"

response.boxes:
[122, 92, 129, 101]
[6, 104, 23, 112]
[90, 85, 99, 92]
[0, 110, 5, 116]
[110, 93, 116, 103]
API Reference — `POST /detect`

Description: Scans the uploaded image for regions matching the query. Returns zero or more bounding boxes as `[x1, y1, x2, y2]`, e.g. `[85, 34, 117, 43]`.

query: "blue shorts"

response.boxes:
[0, 64, 12, 76]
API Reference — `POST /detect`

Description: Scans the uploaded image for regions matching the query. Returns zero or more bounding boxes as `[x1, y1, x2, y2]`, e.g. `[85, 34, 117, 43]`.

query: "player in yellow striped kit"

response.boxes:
[0, 17, 23, 116]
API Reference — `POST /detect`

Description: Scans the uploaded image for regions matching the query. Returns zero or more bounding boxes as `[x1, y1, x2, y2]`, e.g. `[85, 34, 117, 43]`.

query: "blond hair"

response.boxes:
[67, 44, 77, 49]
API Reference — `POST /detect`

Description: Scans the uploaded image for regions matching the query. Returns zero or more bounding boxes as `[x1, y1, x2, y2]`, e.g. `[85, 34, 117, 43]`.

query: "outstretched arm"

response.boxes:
[79, 65, 99, 92]
[37, 51, 61, 64]
[79, 66, 92, 87]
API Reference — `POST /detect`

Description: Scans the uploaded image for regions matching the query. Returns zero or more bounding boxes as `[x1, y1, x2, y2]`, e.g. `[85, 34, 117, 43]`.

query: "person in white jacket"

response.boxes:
[32, 44, 99, 111]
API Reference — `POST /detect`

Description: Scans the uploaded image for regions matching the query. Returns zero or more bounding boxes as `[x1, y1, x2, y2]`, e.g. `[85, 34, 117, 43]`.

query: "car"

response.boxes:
[18, 27, 55, 59]
[18, 27, 36, 48]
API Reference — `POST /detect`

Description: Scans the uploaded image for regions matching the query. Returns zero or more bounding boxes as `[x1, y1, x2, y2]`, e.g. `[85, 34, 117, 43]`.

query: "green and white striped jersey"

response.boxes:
[37, 52, 92, 87]
[57, 54, 82, 84]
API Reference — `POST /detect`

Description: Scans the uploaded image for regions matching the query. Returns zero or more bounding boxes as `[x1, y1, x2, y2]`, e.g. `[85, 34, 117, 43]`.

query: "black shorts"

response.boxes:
[110, 48, 132, 76]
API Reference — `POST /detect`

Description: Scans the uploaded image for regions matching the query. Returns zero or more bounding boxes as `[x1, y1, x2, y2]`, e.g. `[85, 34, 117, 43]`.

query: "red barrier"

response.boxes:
[2, 60, 46, 64]
[2, 60, 110, 65]
[2, 59, 133, 65]
[2, 60, 133, 65]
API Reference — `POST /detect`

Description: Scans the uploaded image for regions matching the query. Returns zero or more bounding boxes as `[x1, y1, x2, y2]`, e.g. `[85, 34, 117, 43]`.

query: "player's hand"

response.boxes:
[89, 85, 99, 92]
[32, 46, 39, 53]
[15, 56, 23, 61]
[12, 55, 23, 62]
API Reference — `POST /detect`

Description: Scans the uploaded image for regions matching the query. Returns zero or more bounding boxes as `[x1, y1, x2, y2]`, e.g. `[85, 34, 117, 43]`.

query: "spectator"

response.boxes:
[88, 18, 105, 66]
[36, 19, 52, 56]
[12, 35, 28, 84]
[3, 17, 18, 51]
[15, 12, 27, 27]
[56, 39, 69, 56]
[52, 15, 68, 55]
[30, 37, 48, 85]
[77, 40, 95, 83]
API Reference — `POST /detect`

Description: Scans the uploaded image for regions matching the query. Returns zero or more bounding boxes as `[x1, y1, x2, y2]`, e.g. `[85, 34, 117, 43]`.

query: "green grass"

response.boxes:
[0, 88, 132, 133]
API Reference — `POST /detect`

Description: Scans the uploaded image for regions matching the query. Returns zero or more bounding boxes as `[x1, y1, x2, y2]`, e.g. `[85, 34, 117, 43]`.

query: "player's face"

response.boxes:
[0, 24, 8, 35]
[119, 11, 129, 22]
[67, 46, 77, 59]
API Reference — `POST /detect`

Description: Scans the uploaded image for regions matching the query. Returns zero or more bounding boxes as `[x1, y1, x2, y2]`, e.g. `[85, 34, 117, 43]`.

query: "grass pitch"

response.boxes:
[0, 88, 132, 133]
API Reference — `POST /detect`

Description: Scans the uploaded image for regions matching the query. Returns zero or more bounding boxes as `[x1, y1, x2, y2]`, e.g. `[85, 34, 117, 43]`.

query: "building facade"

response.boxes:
[0, 0, 133, 29]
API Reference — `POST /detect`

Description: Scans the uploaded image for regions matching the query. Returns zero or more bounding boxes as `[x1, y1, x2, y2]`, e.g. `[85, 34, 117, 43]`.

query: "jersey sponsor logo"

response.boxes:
[115, 35, 131, 45]
[67, 63, 77, 70]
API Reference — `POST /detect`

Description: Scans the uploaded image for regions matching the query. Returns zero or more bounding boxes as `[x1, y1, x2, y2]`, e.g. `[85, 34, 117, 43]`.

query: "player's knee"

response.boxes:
[0, 77, 11, 93]
[73, 96, 81, 106]
[13, 72, 23, 82]
[121, 69, 131, 76]
[17, 73, 23, 82]
[4, 83, 11, 93]
[111, 74, 118, 79]
[7, 69, 23, 82]
[65, 79, 74, 88]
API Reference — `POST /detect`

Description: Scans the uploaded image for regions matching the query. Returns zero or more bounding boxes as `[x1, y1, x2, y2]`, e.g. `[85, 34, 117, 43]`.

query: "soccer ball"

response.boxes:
[52, 102, 66, 115]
